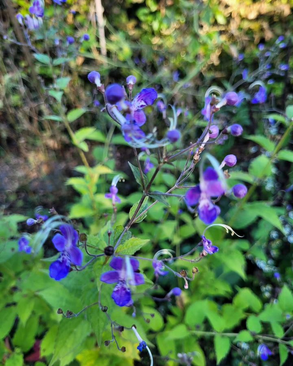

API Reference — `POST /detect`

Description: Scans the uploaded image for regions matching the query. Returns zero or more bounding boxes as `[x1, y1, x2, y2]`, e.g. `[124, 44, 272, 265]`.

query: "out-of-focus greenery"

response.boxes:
[1, 0, 293, 366]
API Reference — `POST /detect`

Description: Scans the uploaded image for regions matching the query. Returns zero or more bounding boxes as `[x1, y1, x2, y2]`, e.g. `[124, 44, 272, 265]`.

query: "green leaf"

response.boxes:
[128, 162, 148, 187]
[222, 304, 245, 330]
[246, 315, 262, 333]
[86, 130, 106, 142]
[245, 135, 275, 152]
[6, 352, 23, 366]
[34, 53, 51, 65]
[13, 315, 39, 352]
[206, 310, 225, 332]
[233, 288, 262, 312]
[271, 322, 284, 338]
[214, 335, 231, 364]
[259, 304, 284, 322]
[53, 57, 71, 66]
[49, 90, 63, 103]
[150, 191, 170, 206]
[279, 344, 288, 366]
[247, 202, 284, 233]
[115, 237, 149, 255]
[75, 127, 97, 143]
[228, 206, 258, 229]
[249, 155, 272, 178]
[278, 285, 293, 312]
[228, 171, 254, 184]
[234, 330, 254, 342]
[266, 113, 287, 125]
[129, 197, 149, 223]
[184, 301, 206, 326]
[43, 115, 63, 122]
[41, 325, 59, 357]
[55, 77, 71, 89]
[49, 317, 91, 366]
[69, 203, 95, 219]
[278, 150, 293, 163]
[166, 324, 189, 340]
[0, 306, 16, 339]
[17, 296, 35, 326]
[67, 108, 87, 122]
[285, 105, 293, 119]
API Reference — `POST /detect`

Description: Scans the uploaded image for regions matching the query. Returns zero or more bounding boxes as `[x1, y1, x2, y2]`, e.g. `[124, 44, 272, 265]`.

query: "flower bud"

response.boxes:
[232, 184, 247, 198]
[227, 124, 243, 136]
[223, 154, 237, 167]
[171, 287, 182, 296]
[167, 129, 181, 143]
[66, 36, 75, 45]
[82, 34, 90, 41]
[209, 125, 219, 139]
[104, 246, 114, 256]
[105, 84, 124, 105]
[87, 71, 101, 87]
[225, 91, 239, 106]
[126, 75, 137, 86]
[27, 218, 36, 226]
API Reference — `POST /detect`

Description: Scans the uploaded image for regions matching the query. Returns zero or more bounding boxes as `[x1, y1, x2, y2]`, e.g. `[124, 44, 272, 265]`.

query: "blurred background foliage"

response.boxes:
[1, 0, 293, 365]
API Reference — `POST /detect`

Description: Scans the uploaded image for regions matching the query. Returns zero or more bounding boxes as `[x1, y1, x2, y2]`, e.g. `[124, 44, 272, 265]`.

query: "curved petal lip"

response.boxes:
[100, 270, 120, 284]
[52, 233, 66, 252]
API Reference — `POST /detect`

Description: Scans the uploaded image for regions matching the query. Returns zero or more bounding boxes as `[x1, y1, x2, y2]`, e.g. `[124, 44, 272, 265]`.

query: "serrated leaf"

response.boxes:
[185, 300, 206, 326]
[206, 310, 225, 332]
[247, 202, 284, 233]
[214, 335, 231, 364]
[5, 352, 23, 366]
[129, 197, 149, 223]
[278, 285, 293, 312]
[150, 191, 170, 206]
[259, 304, 284, 322]
[115, 237, 149, 255]
[67, 108, 87, 123]
[0, 306, 16, 339]
[166, 324, 189, 340]
[278, 150, 293, 163]
[17, 296, 35, 326]
[49, 317, 91, 366]
[128, 162, 148, 187]
[34, 53, 51, 65]
[41, 325, 58, 357]
[246, 315, 262, 333]
[49, 90, 63, 103]
[279, 344, 288, 366]
[233, 288, 262, 312]
[55, 77, 71, 89]
[43, 115, 63, 122]
[249, 155, 272, 178]
[245, 135, 275, 152]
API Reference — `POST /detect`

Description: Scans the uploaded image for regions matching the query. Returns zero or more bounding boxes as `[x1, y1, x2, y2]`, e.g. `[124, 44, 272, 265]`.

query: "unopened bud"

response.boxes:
[121, 346, 126, 353]
[101, 306, 108, 312]
[104, 340, 110, 346]
[66, 310, 73, 317]
[57, 308, 63, 314]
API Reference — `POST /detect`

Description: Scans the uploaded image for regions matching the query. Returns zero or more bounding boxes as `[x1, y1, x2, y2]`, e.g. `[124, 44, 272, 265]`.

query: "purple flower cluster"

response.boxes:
[100, 257, 144, 307]
[49, 225, 83, 281]
[29, 0, 44, 18]
[185, 167, 225, 225]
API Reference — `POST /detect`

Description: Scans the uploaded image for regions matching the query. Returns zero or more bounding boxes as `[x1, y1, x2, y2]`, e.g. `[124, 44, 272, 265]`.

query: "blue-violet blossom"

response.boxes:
[18, 237, 32, 254]
[258, 344, 272, 361]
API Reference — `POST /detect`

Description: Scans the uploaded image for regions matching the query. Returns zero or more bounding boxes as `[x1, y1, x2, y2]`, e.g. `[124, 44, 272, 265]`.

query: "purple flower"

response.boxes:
[225, 92, 239, 106]
[202, 235, 219, 254]
[27, 218, 36, 226]
[94, 99, 100, 107]
[258, 43, 264, 51]
[274, 272, 281, 280]
[129, 88, 157, 126]
[209, 125, 219, 139]
[232, 184, 247, 198]
[185, 168, 224, 225]
[105, 185, 121, 204]
[251, 86, 267, 104]
[201, 96, 212, 121]
[18, 237, 32, 254]
[137, 341, 147, 352]
[157, 100, 166, 112]
[152, 260, 168, 277]
[122, 123, 145, 143]
[36, 213, 48, 221]
[87, 71, 101, 87]
[100, 257, 144, 307]
[238, 54, 244, 61]
[279, 42, 287, 49]
[16, 13, 24, 25]
[223, 154, 237, 167]
[258, 345, 272, 361]
[268, 79, 275, 85]
[228, 124, 243, 136]
[279, 64, 289, 71]
[277, 35, 284, 43]
[49, 225, 83, 281]
[126, 75, 137, 85]
[106, 84, 124, 105]
[29, 0, 44, 17]
[170, 287, 182, 296]
[25, 15, 42, 31]
[53, 0, 67, 4]
[173, 70, 180, 82]
[27, 213, 48, 226]
[82, 34, 90, 41]
[265, 51, 271, 57]
[66, 36, 74, 44]
[167, 129, 181, 143]
[144, 158, 154, 174]
[242, 69, 248, 80]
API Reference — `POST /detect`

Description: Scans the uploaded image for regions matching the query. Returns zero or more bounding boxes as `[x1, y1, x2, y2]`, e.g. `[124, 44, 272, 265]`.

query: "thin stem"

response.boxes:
[134, 148, 146, 190]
